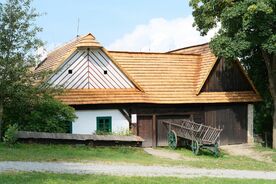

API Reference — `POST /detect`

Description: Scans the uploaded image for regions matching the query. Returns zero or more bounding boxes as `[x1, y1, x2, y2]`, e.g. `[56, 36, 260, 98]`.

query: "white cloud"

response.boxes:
[107, 16, 218, 52]
[36, 42, 63, 63]
[36, 46, 47, 62]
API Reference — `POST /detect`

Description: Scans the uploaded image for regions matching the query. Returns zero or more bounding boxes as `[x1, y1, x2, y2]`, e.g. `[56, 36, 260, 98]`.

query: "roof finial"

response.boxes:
[76, 17, 80, 37]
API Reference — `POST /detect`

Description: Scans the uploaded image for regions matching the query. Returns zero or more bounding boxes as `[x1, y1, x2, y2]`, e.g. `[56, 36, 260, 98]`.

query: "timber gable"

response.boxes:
[47, 48, 135, 89]
[45, 34, 137, 90]
[201, 58, 254, 92]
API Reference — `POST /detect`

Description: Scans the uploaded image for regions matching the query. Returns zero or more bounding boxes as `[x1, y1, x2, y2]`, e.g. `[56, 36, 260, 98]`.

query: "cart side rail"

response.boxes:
[162, 119, 223, 144]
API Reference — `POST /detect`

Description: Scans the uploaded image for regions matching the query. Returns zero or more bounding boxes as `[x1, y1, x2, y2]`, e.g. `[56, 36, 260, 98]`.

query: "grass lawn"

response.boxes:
[0, 172, 275, 184]
[0, 143, 170, 165]
[1, 143, 276, 171]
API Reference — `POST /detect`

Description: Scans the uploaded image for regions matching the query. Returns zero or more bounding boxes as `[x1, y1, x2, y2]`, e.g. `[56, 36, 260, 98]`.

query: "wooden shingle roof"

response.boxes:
[36, 34, 261, 105]
[169, 43, 217, 94]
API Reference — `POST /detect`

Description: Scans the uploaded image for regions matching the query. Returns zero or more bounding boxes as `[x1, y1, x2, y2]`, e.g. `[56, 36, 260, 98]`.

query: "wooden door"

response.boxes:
[137, 116, 153, 147]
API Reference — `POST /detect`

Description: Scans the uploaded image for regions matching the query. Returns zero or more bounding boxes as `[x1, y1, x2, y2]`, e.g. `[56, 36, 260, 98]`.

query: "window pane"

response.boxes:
[97, 117, 112, 133]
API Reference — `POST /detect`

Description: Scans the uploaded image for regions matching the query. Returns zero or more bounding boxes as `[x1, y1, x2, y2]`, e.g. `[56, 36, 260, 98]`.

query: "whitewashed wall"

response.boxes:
[47, 48, 134, 89]
[72, 109, 129, 134]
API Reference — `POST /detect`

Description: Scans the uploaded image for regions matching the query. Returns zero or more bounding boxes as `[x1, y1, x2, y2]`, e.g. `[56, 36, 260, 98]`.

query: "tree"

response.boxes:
[0, 0, 76, 137]
[242, 51, 273, 144]
[190, 0, 276, 147]
[0, 0, 42, 138]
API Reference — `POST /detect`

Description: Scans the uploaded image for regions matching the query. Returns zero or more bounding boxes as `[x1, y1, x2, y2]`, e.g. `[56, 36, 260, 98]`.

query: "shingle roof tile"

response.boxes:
[36, 34, 261, 105]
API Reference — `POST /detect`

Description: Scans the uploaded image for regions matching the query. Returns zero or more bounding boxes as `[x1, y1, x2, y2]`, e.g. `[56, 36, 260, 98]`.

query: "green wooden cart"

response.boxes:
[163, 119, 223, 156]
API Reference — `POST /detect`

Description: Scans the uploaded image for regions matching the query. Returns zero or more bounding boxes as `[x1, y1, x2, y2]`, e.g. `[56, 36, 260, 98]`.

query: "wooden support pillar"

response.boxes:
[152, 114, 157, 147]
[247, 104, 254, 144]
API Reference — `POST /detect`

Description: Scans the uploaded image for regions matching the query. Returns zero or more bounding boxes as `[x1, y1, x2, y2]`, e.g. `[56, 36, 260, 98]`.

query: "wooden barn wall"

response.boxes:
[73, 103, 248, 146]
[202, 58, 252, 92]
[204, 104, 248, 145]
[130, 103, 248, 146]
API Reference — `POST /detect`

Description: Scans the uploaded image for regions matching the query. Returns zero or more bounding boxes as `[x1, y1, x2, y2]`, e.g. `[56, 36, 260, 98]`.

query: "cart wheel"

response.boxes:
[191, 141, 199, 155]
[167, 130, 177, 149]
[214, 142, 220, 157]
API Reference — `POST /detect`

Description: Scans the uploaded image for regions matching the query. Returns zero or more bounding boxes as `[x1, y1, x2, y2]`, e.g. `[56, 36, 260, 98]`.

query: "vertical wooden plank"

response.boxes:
[137, 116, 153, 147]
[152, 114, 157, 147]
[202, 58, 252, 92]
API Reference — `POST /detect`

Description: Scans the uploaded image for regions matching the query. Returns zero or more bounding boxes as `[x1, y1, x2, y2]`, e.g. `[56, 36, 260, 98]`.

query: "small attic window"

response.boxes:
[68, 69, 73, 74]
[104, 70, 108, 75]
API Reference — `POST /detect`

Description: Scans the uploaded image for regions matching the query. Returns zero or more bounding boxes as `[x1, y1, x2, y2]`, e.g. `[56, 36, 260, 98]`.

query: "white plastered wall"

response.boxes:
[72, 109, 129, 134]
[247, 104, 254, 144]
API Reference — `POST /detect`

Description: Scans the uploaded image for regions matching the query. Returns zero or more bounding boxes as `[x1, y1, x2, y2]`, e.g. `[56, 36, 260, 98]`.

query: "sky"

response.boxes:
[2, 0, 217, 53]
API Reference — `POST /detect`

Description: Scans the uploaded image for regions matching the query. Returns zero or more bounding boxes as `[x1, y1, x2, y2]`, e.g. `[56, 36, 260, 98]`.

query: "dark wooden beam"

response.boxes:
[119, 109, 131, 123]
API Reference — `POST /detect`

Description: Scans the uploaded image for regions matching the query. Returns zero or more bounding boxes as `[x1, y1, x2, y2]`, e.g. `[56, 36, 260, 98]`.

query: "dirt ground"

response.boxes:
[143, 148, 197, 161]
[144, 148, 183, 160]
[220, 144, 274, 163]
[145, 144, 275, 163]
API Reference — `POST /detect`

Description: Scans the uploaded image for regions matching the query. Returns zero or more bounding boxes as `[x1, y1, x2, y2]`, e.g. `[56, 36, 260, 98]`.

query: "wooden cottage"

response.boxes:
[35, 33, 261, 147]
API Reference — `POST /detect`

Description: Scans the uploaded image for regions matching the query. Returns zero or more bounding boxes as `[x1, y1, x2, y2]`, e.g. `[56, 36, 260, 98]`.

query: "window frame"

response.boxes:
[96, 116, 112, 133]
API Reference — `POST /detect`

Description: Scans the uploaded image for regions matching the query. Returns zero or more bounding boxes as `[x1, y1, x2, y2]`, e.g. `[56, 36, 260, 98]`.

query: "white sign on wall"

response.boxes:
[131, 114, 137, 124]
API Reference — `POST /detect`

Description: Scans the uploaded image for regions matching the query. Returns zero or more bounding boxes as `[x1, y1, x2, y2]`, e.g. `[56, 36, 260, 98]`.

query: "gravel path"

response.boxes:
[1, 161, 276, 180]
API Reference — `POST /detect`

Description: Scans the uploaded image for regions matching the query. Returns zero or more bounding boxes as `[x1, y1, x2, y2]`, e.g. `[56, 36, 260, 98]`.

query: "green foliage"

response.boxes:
[115, 129, 133, 136]
[0, 0, 43, 99]
[190, 0, 276, 141]
[95, 130, 112, 135]
[3, 124, 18, 145]
[2, 86, 77, 133]
[241, 53, 273, 134]
[0, 0, 77, 135]
[190, 0, 276, 57]
[22, 95, 76, 133]
[96, 129, 133, 136]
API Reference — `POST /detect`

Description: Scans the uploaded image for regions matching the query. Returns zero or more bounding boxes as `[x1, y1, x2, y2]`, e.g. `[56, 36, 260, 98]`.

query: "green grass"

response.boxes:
[1, 143, 276, 171]
[0, 143, 170, 165]
[0, 172, 275, 184]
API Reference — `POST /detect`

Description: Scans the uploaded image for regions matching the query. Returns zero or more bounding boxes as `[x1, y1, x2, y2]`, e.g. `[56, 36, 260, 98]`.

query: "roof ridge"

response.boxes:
[168, 42, 209, 53]
[109, 50, 201, 56]
[46, 35, 84, 56]
[36, 35, 84, 70]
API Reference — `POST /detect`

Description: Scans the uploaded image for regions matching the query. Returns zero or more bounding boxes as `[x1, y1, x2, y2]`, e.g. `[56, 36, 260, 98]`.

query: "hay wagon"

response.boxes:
[162, 119, 223, 156]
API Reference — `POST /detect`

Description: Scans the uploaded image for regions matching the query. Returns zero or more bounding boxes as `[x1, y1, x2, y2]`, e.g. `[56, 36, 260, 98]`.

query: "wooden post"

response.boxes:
[247, 104, 254, 144]
[152, 114, 157, 147]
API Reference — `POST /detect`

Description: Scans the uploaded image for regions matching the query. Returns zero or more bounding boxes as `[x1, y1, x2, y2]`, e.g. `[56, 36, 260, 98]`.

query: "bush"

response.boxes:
[23, 95, 77, 133]
[3, 124, 18, 145]
[4, 94, 77, 133]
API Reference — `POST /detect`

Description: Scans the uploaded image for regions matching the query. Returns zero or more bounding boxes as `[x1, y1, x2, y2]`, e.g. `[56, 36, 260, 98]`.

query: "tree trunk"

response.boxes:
[274, 100, 276, 148]
[262, 50, 276, 148]
[0, 102, 3, 140]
